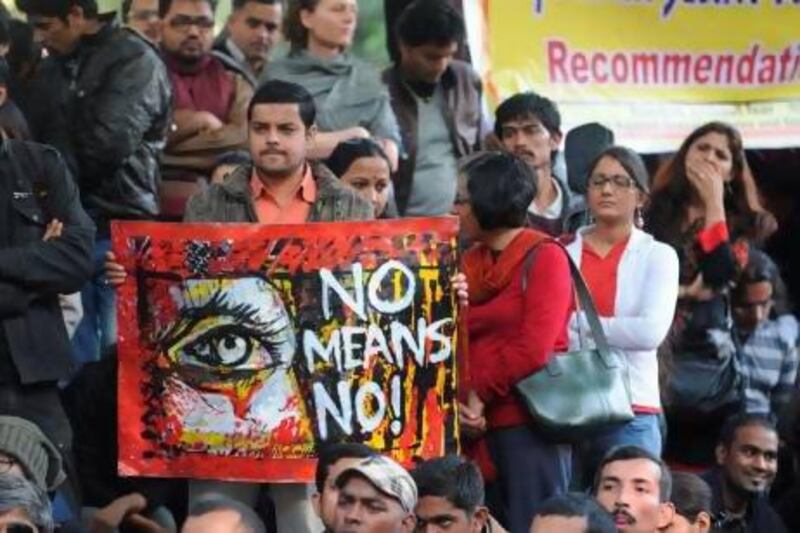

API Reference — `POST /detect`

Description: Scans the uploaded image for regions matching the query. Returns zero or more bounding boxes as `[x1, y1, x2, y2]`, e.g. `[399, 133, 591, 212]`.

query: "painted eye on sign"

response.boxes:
[113, 218, 460, 482]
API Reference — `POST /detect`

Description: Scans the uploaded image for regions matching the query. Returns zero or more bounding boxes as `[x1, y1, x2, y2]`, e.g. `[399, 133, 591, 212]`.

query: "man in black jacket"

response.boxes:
[0, 137, 94, 510]
[702, 413, 788, 533]
[17, 0, 172, 365]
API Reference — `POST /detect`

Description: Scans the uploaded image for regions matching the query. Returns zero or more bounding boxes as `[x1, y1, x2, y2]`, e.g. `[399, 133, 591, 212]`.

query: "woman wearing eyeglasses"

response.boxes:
[263, 0, 401, 168]
[645, 122, 777, 466]
[564, 146, 679, 477]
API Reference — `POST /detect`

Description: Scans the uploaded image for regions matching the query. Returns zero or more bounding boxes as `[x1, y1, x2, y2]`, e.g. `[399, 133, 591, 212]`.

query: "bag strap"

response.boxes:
[521, 239, 617, 369]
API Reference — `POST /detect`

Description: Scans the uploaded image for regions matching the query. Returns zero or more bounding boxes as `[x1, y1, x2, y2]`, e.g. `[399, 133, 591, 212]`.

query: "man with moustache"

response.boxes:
[213, 0, 282, 85]
[106, 79, 373, 533]
[593, 446, 675, 533]
[701, 414, 787, 532]
[159, 0, 254, 218]
[494, 92, 586, 236]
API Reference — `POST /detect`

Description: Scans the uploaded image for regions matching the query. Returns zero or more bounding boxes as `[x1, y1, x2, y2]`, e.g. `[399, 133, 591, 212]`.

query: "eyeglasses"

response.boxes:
[168, 15, 215, 32]
[588, 174, 637, 190]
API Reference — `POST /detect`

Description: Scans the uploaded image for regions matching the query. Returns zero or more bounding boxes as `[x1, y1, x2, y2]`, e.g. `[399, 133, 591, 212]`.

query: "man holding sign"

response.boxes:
[107, 79, 373, 533]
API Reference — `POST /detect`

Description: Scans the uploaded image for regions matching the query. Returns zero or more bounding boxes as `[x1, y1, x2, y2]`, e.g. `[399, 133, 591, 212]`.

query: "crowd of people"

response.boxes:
[0, 0, 798, 532]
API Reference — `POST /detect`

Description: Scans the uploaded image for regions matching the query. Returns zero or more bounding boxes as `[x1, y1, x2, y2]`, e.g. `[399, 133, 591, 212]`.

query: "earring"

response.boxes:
[635, 206, 644, 228]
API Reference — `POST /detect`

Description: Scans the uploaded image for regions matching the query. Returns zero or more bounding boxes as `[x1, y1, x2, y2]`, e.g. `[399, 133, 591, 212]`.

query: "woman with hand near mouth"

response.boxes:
[563, 146, 679, 480]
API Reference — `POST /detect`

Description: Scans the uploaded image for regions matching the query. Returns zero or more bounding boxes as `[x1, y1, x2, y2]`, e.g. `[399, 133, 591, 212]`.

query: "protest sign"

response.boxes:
[113, 218, 460, 482]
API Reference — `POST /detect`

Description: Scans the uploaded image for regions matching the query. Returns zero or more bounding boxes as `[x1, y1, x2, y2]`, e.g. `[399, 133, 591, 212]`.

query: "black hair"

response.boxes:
[7, 19, 40, 78]
[122, 0, 132, 20]
[248, 79, 316, 126]
[159, 0, 217, 18]
[732, 249, 774, 299]
[411, 455, 484, 515]
[587, 145, 650, 193]
[326, 138, 390, 178]
[233, 0, 282, 9]
[188, 496, 266, 533]
[461, 151, 536, 231]
[494, 91, 561, 140]
[15, 0, 98, 19]
[669, 472, 712, 524]
[0, 101, 33, 141]
[314, 442, 376, 493]
[395, 0, 465, 48]
[535, 493, 616, 533]
[719, 412, 777, 449]
[0, 56, 8, 86]
[593, 445, 672, 503]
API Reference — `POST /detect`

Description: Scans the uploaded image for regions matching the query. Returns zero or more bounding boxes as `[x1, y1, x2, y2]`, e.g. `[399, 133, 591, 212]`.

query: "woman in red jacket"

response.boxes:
[455, 152, 573, 533]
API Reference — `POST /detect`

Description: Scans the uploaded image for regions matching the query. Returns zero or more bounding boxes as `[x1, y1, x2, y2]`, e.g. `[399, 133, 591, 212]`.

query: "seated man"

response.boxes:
[530, 493, 615, 533]
[183, 496, 266, 533]
[593, 446, 675, 533]
[661, 472, 712, 533]
[333, 455, 417, 533]
[412, 455, 505, 533]
[0, 475, 52, 533]
[160, 0, 254, 218]
[732, 251, 799, 416]
[701, 413, 787, 532]
[312, 443, 376, 533]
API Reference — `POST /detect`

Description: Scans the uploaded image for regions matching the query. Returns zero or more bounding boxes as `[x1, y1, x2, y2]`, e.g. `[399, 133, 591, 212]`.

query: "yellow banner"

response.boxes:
[474, 0, 800, 151]
[484, 0, 800, 104]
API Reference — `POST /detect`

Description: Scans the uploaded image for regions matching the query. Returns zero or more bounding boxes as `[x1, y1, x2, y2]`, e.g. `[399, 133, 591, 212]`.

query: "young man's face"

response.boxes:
[415, 495, 487, 533]
[733, 281, 773, 335]
[716, 424, 778, 495]
[161, 0, 215, 62]
[314, 457, 367, 529]
[595, 458, 673, 533]
[228, 1, 282, 63]
[334, 476, 415, 533]
[398, 41, 458, 85]
[498, 115, 561, 180]
[248, 102, 314, 180]
[30, 7, 84, 56]
[127, 0, 161, 43]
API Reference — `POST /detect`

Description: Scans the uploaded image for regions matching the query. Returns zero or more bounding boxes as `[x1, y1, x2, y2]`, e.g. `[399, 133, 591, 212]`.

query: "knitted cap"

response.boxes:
[0, 416, 66, 491]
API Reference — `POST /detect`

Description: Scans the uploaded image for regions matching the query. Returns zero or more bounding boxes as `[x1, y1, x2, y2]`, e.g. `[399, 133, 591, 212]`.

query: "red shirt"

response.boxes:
[468, 242, 572, 429]
[580, 237, 630, 317]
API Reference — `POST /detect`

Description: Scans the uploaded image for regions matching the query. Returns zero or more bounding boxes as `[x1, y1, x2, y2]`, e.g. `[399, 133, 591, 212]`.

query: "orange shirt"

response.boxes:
[580, 236, 630, 317]
[250, 165, 316, 224]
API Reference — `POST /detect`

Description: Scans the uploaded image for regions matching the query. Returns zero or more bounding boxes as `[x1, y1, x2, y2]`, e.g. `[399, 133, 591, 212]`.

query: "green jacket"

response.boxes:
[184, 162, 373, 223]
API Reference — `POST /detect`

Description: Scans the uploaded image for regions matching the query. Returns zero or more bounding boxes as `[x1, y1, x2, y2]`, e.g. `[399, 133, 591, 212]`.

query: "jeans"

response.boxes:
[486, 425, 572, 533]
[71, 238, 116, 367]
[580, 413, 663, 485]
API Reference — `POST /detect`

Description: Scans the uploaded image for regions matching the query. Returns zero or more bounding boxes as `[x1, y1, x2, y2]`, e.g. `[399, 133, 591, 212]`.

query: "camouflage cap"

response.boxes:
[336, 455, 418, 513]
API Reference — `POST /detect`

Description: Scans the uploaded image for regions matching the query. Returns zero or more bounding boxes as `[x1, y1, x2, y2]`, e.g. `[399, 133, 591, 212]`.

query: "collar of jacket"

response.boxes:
[219, 161, 341, 202]
[388, 62, 459, 97]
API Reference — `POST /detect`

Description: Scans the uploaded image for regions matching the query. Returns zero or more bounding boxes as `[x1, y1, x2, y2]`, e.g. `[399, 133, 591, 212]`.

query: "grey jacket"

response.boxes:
[184, 162, 373, 223]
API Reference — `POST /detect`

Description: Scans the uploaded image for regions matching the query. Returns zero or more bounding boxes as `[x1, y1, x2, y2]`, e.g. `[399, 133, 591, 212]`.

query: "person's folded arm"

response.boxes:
[595, 244, 680, 351]
[0, 149, 95, 294]
[474, 243, 573, 402]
